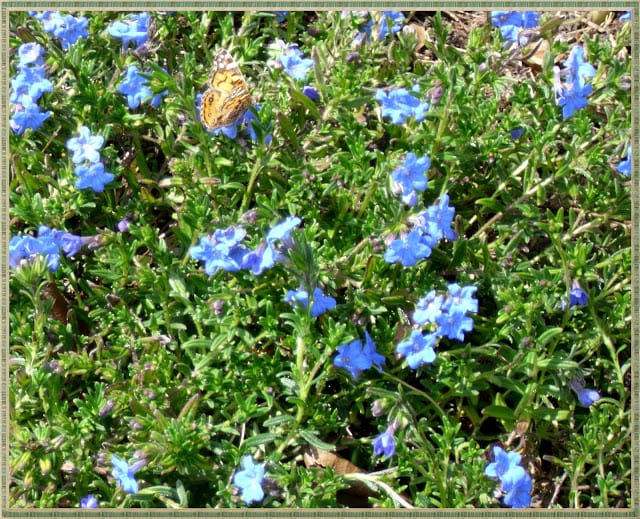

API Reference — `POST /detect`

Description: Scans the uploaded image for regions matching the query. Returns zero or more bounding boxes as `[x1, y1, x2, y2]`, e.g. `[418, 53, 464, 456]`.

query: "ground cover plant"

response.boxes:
[8, 9, 633, 510]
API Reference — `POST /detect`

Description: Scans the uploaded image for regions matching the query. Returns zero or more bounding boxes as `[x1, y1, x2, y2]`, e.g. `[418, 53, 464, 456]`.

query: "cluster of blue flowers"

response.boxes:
[333, 330, 385, 380]
[384, 193, 458, 267]
[396, 283, 478, 369]
[285, 287, 336, 317]
[10, 42, 52, 134]
[189, 216, 301, 276]
[375, 85, 430, 125]
[9, 225, 97, 272]
[484, 446, 532, 508]
[107, 12, 149, 52]
[66, 126, 114, 192]
[554, 45, 596, 119]
[232, 455, 266, 504]
[29, 11, 89, 50]
[490, 11, 540, 46]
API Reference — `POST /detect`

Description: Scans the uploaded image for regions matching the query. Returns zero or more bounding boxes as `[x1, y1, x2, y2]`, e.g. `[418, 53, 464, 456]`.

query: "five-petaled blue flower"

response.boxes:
[395, 329, 437, 368]
[375, 87, 429, 124]
[111, 454, 145, 494]
[66, 126, 104, 164]
[75, 162, 115, 192]
[484, 446, 532, 508]
[118, 65, 167, 109]
[108, 12, 149, 51]
[391, 152, 430, 198]
[491, 11, 540, 46]
[334, 331, 385, 380]
[233, 455, 265, 504]
[278, 45, 315, 80]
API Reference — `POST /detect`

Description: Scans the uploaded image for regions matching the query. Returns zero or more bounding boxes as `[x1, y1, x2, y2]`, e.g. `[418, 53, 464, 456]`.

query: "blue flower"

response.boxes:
[414, 193, 458, 242]
[491, 11, 540, 46]
[80, 495, 99, 508]
[189, 228, 247, 274]
[391, 152, 429, 197]
[484, 446, 522, 480]
[243, 106, 273, 145]
[111, 454, 145, 494]
[31, 11, 65, 34]
[273, 11, 288, 22]
[568, 280, 589, 307]
[619, 10, 631, 21]
[570, 379, 600, 407]
[617, 146, 631, 176]
[413, 290, 444, 325]
[302, 85, 320, 101]
[9, 233, 60, 271]
[38, 226, 84, 257]
[375, 87, 429, 124]
[377, 11, 405, 40]
[118, 65, 166, 109]
[266, 216, 301, 244]
[563, 45, 596, 88]
[10, 103, 51, 134]
[53, 14, 89, 49]
[395, 329, 437, 369]
[66, 126, 104, 164]
[74, 162, 115, 193]
[334, 339, 372, 379]
[285, 287, 336, 317]
[279, 46, 315, 80]
[501, 466, 532, 508]
[373, 426, 396, 457]
[435, 310, 474, 341]
[510, 127, 525, 140]
[443, 283, 478, 314]
[233, 455, 265, 504]
[18, 42, 45, 67]
[10, 66, 53, 105]
[384, 229, 432, 267]
[108, 12, 149, 51]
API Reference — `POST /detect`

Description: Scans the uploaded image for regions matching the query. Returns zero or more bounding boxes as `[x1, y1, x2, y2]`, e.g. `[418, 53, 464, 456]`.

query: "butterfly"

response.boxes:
[200, 49, 251, 131]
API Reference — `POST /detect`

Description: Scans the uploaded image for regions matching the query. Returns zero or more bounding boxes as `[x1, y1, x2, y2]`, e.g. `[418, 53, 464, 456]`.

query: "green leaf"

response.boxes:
[299, 429, 335, 451]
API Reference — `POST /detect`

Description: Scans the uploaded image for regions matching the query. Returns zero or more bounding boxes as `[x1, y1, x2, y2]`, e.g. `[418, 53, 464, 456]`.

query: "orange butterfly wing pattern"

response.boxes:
[200, 49, 251, 131]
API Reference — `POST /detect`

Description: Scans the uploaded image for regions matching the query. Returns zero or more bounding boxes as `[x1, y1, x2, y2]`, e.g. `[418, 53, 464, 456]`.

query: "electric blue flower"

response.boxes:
[384, 229, 432, 267]
[377, 11, 405, 40]
[53, 14, 89, 50]
[118, 65, 166, 109]
[189, 227, 248, 274]
[279, 46, 314, 80]
[491, 11, 540, 46]
[563, 45, 596, 88]
[10, 103, 51, 134]
[617, 146, 631, 176]
[18, 42, 45, 67]
[285, 287, 336, 317]
[9, 233, 60, 271]
[443, 283, 478, 314]
[435, 310, 474, 341]
[38, 226, 84, 257]
[266, 216, 301, 244]
[375, 87, 429, 124]
[302, 85, 320, 101]
[108, 12, 149, 51]
[568, 280, 589, 307]
[334, 340, 369, 379]
[111, 454, 144, 494]
[233, 455, 265, 504]
[372, 426, 396, 457]
[10, 66, 53, 105]
[484, 446, 522, 480]
[577, 388, 601, 407]
[395, 329, 437, 369]
[391, 152, 429, 196]
[31, 11, 64, 34]
[74, 162, 115, 193]
[413, 290, 444, 325]
[243, 105, 273, 145]
[66, 126, 104, 164]
[501, 466, 532, 508]
[80, 495, 99, 508]
[414, 194, 458, 242]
